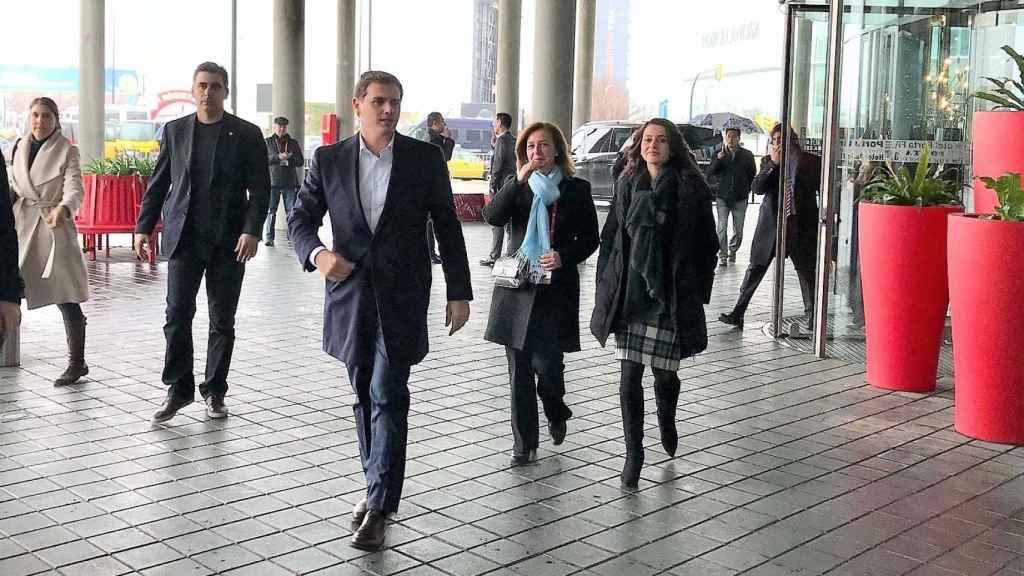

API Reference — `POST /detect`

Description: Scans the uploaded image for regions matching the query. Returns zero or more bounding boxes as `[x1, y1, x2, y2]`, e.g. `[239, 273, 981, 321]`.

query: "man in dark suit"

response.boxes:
[264, 116, 304, 247]
[134, 61, 270, 423]
[480, 112, 516, 267]
[425, 111, 455, 264]
[708, 127, 757, 265]
[0, 151, 22, 349]
[289, 71, 472, 551]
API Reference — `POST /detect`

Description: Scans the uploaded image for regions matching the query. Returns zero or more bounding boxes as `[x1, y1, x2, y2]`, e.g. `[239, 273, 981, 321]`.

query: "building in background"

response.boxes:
[471, 0, 498, 105]
[592, 0, 631, 121]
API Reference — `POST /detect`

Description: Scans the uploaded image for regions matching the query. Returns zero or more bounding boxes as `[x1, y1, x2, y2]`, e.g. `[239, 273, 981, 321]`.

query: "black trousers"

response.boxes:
[162, 235, 245, 401]
[488, 224, 508, 261]
[345, 323, 411, 514]
[732, 257, 815, 319]
[505, 312, 572, 455]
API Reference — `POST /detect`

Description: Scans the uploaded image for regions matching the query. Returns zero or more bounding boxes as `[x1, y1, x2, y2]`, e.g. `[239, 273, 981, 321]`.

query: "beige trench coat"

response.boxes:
[10, 131, 89, 309]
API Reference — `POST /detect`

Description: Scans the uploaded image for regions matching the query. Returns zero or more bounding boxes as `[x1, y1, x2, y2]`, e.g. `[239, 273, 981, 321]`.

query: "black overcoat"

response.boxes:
[748, 152, 821, 270]
[482, 176, 599, 352]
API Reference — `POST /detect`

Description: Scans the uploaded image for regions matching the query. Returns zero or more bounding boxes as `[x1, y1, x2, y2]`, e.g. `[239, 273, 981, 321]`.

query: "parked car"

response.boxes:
[572, 120, 723, 204]
[104, 120, 163, 158]
[447, 146, 487, 180]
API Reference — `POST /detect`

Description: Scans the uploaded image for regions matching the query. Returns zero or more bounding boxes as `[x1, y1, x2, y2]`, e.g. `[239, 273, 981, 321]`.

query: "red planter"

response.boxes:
[972, 111, 1024, 214]
[948, 214, 1024, 443]
[859, 203, 961, 392]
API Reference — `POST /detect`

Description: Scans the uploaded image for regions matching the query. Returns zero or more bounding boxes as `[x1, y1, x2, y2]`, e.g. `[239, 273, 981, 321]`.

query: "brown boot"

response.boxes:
[55, 316, 88, 386]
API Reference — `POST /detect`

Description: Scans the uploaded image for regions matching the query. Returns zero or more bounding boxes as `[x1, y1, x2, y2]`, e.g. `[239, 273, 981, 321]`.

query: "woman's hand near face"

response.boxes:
[517, 157, 541, 183]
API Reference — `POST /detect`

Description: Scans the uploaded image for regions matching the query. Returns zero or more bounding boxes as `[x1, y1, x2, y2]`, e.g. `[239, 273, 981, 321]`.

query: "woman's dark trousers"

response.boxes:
[506, 339, 572, 456]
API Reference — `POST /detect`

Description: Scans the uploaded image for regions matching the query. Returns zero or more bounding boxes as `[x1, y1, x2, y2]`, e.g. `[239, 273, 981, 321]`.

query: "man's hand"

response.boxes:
[277, 152, 289, 161]
[0, 301, 21, 333]
[133, 233, 152, 261]
[235, 234, 259, 262]
[539, 250, 562, 272]
[717, 149, 726, 160]
[46, 206, 69, 229]
[314, 250, 355, 283]
[445, 300, 470, 336]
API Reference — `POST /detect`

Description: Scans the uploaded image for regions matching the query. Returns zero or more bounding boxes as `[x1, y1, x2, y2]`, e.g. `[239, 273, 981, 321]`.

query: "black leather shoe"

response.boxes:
[153, 395, 192, 423]
[351, 497, 368, 528]
[549, 420, 567, 446]
[350, 510, 389, 551]
[264, 240, 274, 247]
[510, 449, 537, 466]
[479, 259, 495, 267]
[205, 395, 228, 419]
[718, 312, 744, 329]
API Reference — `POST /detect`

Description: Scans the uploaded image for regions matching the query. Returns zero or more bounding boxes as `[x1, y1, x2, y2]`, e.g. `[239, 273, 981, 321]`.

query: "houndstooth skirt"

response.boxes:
[614, 316, 682, 371]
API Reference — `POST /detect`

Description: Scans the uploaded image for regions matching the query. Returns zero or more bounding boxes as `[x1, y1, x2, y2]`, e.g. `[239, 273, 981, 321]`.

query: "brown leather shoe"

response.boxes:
[153, 394, 192, 423]
[351, 497, 368, 527]
[350, 509, 389, 551]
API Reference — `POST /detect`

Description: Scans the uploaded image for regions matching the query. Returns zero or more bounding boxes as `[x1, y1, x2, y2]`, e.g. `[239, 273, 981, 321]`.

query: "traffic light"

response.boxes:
[715, 64, 725, 81]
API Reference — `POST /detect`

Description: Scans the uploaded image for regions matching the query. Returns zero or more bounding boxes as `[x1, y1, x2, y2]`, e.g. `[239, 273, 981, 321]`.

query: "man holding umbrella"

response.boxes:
[708, 126, 756, 265]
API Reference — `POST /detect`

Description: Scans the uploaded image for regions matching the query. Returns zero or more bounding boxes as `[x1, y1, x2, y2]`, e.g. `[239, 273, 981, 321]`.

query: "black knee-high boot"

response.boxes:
[619, 360, 645, 489]
[652, 368, 680, 457]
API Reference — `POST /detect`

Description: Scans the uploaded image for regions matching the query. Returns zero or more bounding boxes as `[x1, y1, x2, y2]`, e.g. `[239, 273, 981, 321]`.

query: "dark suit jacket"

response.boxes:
[489, 131, 516, 195]
[287, 133, 473, 367]
[482, 176, 599, 352]
[429, 130, 455, 162]
[0, 151, 22, 304]
[749, 152, 821, 270]
[136, 113, 270, 257]
[708, 146, 756, 203]
[266, 134, 304, 188]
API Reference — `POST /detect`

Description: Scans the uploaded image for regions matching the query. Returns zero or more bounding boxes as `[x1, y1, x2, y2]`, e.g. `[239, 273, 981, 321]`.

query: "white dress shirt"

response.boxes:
[310, 133, 395, 267]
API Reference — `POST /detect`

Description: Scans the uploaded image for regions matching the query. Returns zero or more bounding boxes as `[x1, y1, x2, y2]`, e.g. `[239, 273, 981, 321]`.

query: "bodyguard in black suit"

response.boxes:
[0, 151, 23, 346]
[425, 111, 455, 264]
[134, 62, 270, 422]
[288, 71, 472, 551]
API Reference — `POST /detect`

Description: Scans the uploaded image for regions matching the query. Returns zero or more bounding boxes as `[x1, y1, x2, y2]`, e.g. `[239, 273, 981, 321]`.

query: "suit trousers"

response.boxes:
[162, 234, 245, 401]
[732, 258, 815, 320]
[505, 311, 572, 455]
[488, 223, 509, 261]
[345, 323, 412, 514]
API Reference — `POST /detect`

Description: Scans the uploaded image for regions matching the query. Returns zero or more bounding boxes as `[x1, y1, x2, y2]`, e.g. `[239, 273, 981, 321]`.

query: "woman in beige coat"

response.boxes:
[10, 97, 90, 385]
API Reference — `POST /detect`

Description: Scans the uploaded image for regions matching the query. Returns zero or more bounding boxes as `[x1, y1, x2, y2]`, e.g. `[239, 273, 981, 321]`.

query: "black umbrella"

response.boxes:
[689, 112, 763, 134]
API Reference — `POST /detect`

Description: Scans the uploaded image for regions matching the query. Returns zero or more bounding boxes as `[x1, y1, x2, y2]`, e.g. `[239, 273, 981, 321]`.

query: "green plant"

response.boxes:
[860, 145, 962, 207]
[82, 152, 156, 177]
[975, 45, 1024, 112]
[980, 173, 1024, 222]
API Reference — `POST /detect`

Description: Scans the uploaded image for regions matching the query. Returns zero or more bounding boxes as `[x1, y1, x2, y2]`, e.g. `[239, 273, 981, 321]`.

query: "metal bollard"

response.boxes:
[0, 326, 20, 367]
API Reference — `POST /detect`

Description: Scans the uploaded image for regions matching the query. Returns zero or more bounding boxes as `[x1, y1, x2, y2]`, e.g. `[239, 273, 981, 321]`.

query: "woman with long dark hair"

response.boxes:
[9, 97, 90, 385]
[483, 121, 599, 465]
[591, 118, 719, 489]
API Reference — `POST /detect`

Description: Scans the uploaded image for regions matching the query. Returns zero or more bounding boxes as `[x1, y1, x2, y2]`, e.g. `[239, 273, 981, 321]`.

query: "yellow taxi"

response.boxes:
[447, 147, 487, 180]
[105, 121, 162, 158]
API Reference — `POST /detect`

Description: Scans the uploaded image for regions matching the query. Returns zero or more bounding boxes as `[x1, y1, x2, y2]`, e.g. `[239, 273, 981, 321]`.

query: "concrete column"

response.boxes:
[791, 17, 813, 136]
[336, 0, 356, 138]
[273, 0, 305, 148]
[496, 0, 521, 131]
[79, 0, 104, 165]
[572, 0, 595, 131]
[532, 0, 576, 138]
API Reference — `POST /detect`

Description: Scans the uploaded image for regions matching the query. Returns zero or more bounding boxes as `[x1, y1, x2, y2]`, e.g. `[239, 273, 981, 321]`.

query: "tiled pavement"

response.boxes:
[1, 209, 1023, 576]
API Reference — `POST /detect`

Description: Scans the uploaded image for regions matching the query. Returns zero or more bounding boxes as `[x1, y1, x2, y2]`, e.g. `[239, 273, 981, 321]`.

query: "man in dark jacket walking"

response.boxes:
[708, 127, 756, 265]
[426, 112, 455, 264]
[264, 116, 304, 246]
[480, 112, 516, 267]
[0, 151, 22, 350]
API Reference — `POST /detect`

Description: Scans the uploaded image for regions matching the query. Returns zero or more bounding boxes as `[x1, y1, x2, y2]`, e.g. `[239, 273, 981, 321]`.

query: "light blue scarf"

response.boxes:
[519, 167, 563, 266]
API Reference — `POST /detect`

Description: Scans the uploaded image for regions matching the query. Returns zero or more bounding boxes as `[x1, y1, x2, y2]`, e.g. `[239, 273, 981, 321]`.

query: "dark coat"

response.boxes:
[489, 130, 516, 195]
[748, 152, 821, 270]
[591, 166, 720, 359]
[708, 146, 756, 203]
[266, 133, 304, 188]
[0, 151, 22, 304]
[482, 176, 599, 352]
[287, 133, 473, 367]
[136, 113, 271, 257]
[429, 130, 455, 162]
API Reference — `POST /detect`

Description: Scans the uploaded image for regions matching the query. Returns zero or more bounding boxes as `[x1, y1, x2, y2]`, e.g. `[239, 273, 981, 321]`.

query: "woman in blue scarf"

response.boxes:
[483, 122, 599, 466]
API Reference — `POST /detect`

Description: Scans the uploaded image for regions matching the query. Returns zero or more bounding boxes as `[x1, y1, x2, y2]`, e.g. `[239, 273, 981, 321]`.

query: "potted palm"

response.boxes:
[79, 153, 156, 260]
[858, 146, 963, 392]
[948, 173, 1024, 443]
[972, 45, 1024, 213]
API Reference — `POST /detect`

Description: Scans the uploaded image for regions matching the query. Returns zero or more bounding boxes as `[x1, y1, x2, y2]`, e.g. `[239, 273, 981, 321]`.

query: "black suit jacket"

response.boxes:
[749, 152, 821, 270]
[266, 134, 304, 188]
[287, 133, 473, 367]
[489, 131, 516, 195]
[482, 176, 599, 352]
[708, 146, 756, 203]
[136, 113, 270, 257]
[429, 130, 455, 162]
[0, 151, 22, 304]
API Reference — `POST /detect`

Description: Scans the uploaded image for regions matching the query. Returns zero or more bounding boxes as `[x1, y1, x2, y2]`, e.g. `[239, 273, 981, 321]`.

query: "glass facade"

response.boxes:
[778, 0, 1024, 363]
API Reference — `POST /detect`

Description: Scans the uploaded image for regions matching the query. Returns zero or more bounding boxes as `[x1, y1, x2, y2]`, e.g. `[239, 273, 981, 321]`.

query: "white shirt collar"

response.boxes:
[358, 133, 396, 157]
